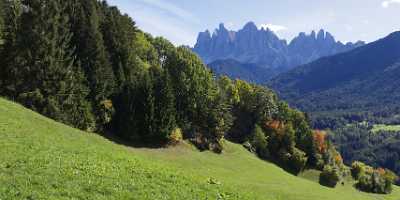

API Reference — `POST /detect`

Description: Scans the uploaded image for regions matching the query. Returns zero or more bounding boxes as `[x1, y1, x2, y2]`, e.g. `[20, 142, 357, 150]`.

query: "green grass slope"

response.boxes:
[0, 98, 399, 200]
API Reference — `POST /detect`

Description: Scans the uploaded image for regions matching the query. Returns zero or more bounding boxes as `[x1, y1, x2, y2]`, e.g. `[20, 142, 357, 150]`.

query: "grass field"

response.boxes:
[1, 98, 399, 200]
[372, 124, 400, 133]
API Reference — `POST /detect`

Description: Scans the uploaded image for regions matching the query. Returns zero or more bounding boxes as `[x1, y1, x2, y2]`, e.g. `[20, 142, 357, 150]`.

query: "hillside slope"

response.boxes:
[1, 98, 399, 200]
[269, 31, 400, 114]
[208, 59, 279, 83]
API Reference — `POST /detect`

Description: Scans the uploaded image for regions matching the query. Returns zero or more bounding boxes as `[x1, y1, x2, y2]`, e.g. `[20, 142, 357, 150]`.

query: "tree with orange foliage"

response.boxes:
[313, 130, 327, 154]
[334, 154, 343, 166]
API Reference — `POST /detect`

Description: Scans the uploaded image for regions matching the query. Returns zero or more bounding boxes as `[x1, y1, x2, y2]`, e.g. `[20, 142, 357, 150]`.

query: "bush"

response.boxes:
[352, 161, 397, 194]
[319, 165, 341, 187]
[289, 148, 308, 174]
[190, 130, 224, 153]
[351, 161, 368, 179]
[251, 125, 269, 158]
[356, 171, 391, 194]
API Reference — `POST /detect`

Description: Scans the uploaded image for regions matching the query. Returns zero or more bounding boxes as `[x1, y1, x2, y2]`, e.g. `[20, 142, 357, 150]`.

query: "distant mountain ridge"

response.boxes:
[268, 31, 400, 113]
[193, 22, 364, 83]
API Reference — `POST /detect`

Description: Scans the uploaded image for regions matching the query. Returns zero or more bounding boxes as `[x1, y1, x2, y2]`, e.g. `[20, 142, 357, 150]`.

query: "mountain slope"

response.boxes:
[269, 31, 400, 113]
[1, 99, 400, 200]
[208, 59, 280, 83]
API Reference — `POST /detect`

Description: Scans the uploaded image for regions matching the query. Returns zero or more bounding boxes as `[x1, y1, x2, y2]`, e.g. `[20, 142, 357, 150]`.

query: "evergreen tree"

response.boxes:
[0, 0, 22, 95]
[99, 1, 140, 89]
[0, 0, 4, 43]
[113, 70, 155, 143]
[1, 0, 94, 129]
[67, 0, 116, 130]
[152, 68, 177, 141]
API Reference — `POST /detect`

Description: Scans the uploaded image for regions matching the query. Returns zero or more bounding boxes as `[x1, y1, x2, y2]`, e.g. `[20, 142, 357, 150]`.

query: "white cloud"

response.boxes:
[259, 24, 288, 32]
[107, 0, 198, 46]
[133, 9, 196, 46]
[382, 0, 400, 8]
[137, 0, 199, 24]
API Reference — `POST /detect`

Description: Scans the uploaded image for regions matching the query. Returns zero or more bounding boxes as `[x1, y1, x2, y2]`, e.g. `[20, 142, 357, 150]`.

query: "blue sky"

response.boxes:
[107, 0, 400, 46]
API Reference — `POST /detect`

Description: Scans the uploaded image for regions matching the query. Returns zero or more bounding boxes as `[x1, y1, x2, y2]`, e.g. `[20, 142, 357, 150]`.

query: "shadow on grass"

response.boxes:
[100, 131, 167, 149]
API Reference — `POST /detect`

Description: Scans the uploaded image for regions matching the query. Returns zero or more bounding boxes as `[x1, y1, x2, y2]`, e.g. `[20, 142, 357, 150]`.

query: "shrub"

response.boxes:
[352, 161, 397, 194]
[251, 125, 269, 158]
[289, 148, 308, 174]
[320, 165, 341, 187]
[168, 128, 183, 145]
[351, 161, 367, 179]
[356, 171, 391, 194]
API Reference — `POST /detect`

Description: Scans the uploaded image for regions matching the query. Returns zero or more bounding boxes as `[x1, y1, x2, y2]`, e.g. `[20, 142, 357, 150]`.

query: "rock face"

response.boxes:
[288, 30, 365, 68]
[193, 22, 364, 72]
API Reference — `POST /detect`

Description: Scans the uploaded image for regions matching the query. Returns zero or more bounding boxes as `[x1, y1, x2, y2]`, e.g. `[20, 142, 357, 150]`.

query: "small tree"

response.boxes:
[251, 124, 268, 158]
[351, 161, 367, 179]
[289, 148, 308, 174]
[320, 165, 341, 187]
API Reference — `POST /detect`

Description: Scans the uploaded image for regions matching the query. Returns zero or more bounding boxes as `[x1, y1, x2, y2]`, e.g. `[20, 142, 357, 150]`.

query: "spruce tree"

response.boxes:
[1, 0, 94, 129]
[0, 0, 22, 95]
[0, 0, 4, 43]
[67, 0, 116, 130]
[99, 1, 139, 90]
[152, 67, 177, 141]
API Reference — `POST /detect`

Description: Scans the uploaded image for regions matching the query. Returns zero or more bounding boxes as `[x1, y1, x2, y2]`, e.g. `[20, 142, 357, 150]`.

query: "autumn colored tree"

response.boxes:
[313, 130, 327, 154]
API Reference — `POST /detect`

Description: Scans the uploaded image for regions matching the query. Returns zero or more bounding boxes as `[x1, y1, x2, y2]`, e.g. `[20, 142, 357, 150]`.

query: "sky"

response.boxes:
[107, 0, 400, 46]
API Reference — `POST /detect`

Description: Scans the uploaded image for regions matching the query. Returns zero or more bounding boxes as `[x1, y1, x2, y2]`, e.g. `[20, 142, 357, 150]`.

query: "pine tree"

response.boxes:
[152, 67, 177, 141]
[99, 1, 139, 90]
[0, 0, 4, 43]
[67, 0, 116, 130]
[0, 0, 22, 95]
[1, 0, 94, 130]
[113, 70, 154, 143]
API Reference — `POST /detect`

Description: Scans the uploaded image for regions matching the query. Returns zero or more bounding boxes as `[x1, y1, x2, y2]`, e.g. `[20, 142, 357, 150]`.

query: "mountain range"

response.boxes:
[193, 22, 364, 83]
[268, 31, 400, 115]
[266, 31, 400, 178]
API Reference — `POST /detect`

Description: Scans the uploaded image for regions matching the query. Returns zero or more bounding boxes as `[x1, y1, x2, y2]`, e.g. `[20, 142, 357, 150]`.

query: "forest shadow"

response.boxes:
[100, 132, 166, 149]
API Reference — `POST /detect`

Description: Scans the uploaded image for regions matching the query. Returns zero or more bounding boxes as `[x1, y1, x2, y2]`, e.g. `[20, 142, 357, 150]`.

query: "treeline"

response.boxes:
[0, 0, 396, 193]
[329, 124, 400, 185]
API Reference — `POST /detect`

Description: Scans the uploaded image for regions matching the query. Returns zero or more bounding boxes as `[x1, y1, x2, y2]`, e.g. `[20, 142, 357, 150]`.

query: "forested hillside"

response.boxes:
[0, 0, 397, 195]
[268, 31, 400, 181]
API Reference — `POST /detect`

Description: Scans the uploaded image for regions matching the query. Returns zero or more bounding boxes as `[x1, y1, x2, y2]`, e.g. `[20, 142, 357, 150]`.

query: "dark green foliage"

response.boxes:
[0, 0, 4, 43]
[0, 0, 22, 95]
[164, 47, 229, 152]
[289, 147, 308, 174]
[67, 0, 116, 130]
[99, 1, 141, 89]
[320, 165, 341, 187]
[330, 124, 400, 184]
[1, 0, 94, 130]
[251, 125, 268, 157]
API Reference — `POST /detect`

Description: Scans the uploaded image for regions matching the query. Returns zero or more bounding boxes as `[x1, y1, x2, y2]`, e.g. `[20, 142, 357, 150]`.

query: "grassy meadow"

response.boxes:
[1, 98, 399, 200]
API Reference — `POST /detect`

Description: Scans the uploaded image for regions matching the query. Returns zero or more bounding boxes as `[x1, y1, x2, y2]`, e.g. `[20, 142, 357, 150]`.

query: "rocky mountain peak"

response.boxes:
[193, 22, 364, 72]
[243, 21, 258, 31]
